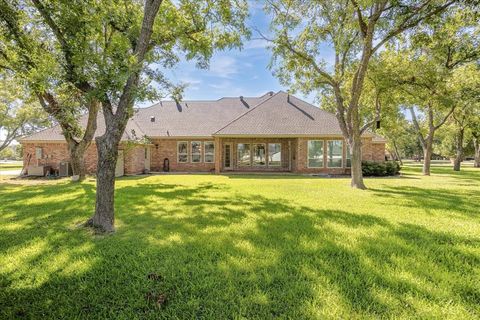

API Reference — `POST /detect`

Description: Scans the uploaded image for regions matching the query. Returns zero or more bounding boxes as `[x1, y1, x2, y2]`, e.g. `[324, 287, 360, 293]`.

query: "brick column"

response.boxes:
[214, 136, 221, 174]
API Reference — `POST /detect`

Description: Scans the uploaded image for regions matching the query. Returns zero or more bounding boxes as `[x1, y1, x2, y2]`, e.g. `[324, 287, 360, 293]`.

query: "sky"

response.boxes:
[139, 1, 318, 107]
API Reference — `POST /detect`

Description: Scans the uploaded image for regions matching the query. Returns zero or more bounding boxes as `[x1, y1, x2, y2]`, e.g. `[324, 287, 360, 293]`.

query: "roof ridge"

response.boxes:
[212, 91, 281, 135]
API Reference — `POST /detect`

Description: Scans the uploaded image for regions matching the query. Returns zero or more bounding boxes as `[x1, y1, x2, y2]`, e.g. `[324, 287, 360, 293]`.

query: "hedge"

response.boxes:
[362, 161, 401, 176]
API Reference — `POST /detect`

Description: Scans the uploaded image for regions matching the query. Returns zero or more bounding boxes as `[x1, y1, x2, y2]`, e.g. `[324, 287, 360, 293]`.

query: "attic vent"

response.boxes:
[150, 116, 155, 122]
[240, 96, 244, 101]
[269, 91, 274, 96]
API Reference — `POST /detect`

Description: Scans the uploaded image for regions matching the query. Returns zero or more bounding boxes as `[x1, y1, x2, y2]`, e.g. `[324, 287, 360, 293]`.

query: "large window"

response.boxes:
[253, 144, 266, 166]
[177, 141, 188, 163]
[308, 140, 324, 168]
[346, 146, 351, 168]
[268, 143, 281, 166]
[327, 140, 343, 168]
[191, 141, 202, 163]
[237, 143, 251, 166]
[204, 141, 215, 163]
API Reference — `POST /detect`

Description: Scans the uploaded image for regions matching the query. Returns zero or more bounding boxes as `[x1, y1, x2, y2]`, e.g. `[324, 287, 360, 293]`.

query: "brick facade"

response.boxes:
[22, 142, 147, 175]
[150, 138, 216, 172]
[21, 135, 386, 175]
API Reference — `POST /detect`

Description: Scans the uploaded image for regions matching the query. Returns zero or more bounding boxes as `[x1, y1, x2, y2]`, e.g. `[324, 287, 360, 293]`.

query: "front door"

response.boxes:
[144, 147, 151, 171]
[224, 143, 233, 170]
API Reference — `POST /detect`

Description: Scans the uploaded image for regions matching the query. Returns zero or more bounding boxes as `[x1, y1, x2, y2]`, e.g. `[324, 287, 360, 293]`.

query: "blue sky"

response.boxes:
[140, 2, 317, 107]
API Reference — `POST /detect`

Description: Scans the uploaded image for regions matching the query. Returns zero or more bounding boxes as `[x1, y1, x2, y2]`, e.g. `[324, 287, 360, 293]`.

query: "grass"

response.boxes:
[0, 161, 22, 171]
[0, 162, 479, 319]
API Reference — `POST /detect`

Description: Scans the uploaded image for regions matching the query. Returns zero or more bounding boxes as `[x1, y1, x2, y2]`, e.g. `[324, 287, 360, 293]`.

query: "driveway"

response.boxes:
[0, 169, 21, 176]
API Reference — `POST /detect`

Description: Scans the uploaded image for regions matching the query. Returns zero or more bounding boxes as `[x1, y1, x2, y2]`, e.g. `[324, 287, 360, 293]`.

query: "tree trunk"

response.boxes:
[349, 134, 366, 189]
[392, 140, 403, 165]
[68, 142, 87, 181]
[453, 127, 464, 171]
[422, 138, 433, 176]
[87, 135, 119, 232]
[474, 136, 480, 168]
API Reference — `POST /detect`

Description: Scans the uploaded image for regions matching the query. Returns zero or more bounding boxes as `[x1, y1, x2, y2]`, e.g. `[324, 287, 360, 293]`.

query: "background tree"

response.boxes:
[0, 0, 100, 180]
[262, 0, 456, 189]
[375, 5, 479, 175]
[17, 0, 249, 232]
[0, 73, 49, 153]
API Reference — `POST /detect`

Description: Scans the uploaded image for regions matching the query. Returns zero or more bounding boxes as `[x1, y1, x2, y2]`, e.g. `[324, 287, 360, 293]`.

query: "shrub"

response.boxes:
[362, 161, 401, 176]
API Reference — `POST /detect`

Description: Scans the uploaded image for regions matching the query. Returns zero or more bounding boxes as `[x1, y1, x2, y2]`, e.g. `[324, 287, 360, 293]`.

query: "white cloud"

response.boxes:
[244, 38, 269, 50]
[209, 56, 239, 78]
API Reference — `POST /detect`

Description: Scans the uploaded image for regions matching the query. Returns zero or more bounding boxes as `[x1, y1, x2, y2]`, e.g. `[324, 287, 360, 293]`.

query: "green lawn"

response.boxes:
[0, 163, 479, 319]
[0, 161, 22, 171]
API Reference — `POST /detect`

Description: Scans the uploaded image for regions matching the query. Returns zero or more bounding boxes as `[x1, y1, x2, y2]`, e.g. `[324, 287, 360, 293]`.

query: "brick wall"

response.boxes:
[21, 142, 147, 175]
[124, 145, 147, 174]
[150, 138, 215, 172]
[22, 142, 98, 174]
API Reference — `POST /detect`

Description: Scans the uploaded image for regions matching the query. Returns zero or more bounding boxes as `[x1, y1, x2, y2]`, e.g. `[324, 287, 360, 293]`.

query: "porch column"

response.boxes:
[214, 136, 221, 174]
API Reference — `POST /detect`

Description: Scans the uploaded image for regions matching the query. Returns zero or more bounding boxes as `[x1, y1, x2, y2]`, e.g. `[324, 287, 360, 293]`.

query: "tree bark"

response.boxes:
[349, 133, 366, 189]
[68, 142, 87, 180]
[88, 134, 118, 232]
[453, 127, 464, 171]
[392, 139, 403, 165]
[473, 135, 480, 168]
[422, 136, 433, 176]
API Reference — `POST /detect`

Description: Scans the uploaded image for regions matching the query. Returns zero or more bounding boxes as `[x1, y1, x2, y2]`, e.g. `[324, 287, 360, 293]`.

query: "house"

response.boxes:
[19, 91, 386, 175]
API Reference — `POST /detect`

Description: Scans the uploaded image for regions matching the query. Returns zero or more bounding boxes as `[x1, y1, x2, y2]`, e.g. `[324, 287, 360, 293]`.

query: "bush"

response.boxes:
[362, 161, 400, 176]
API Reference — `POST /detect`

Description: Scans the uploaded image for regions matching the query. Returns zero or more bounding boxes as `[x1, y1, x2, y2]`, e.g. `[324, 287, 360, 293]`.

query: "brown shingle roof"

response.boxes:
[214, 91, 344, 136]
[20, 91, 381, 142]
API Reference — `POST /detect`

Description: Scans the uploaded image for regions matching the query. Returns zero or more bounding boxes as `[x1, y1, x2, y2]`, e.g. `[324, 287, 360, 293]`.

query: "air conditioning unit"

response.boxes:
[59, 161, 72, 177]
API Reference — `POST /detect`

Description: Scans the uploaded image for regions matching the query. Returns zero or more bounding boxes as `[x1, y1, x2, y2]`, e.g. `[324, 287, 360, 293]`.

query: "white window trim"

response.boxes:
[253, 143, 267, 166]
[204, 141, 215, 163]
[177, 141, 188, 163]
[307, 140, 325, 168]
[327, 140, 343, 168]
[237, 143, 252, 167]
[191, 141, 202, 163]
[267, 143, 282, 167]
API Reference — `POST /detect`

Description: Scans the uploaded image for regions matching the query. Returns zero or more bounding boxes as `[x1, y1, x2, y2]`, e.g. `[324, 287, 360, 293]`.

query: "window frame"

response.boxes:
[177, 141, 188, 163]
[307, 140, 325, 168]
[252, 143, 267, 166]
[237, 143, 251, 167]
[267, 143, 282, 167]
[204, 141, 215, 163]
[327, 140, 343, 168]
[191, 141, 202, 163]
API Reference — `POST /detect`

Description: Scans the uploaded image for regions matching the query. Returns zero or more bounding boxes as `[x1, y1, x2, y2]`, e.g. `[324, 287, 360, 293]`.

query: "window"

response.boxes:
[204, 141, 215, 163]
[177, 141, 188, 163]
[237, 143, 251, 166]
[346, 146, 351, 168]
[253, 144, 266, 166]
[307, 140, 324, 168]
[191, 141, 202, 163]
[268, 143, 281, 166]
[327, 140, 343, 168]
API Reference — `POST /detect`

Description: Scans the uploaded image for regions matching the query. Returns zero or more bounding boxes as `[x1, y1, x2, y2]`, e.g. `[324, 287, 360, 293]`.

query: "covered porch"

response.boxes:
[214, 137, 297, 173]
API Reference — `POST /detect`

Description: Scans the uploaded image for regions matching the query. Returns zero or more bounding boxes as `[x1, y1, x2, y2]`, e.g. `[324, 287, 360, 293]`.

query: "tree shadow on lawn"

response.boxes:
[0, 181, 479, 318]
[369, 185, 480, 218]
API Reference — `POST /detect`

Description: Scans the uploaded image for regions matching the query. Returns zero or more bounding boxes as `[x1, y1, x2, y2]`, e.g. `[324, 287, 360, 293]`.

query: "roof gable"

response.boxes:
[214, 91, 343, 136]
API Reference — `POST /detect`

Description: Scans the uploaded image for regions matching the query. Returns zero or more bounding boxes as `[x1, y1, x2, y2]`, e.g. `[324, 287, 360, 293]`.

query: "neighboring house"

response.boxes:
[19, 91, 386, 175]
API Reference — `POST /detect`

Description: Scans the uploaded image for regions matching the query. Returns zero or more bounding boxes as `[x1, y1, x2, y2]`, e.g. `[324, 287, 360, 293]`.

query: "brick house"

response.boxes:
[20, 91, 386, 175]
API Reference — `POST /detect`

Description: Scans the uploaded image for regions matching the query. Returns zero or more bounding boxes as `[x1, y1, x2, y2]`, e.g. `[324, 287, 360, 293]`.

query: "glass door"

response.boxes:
[224, 143, 232, 170]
